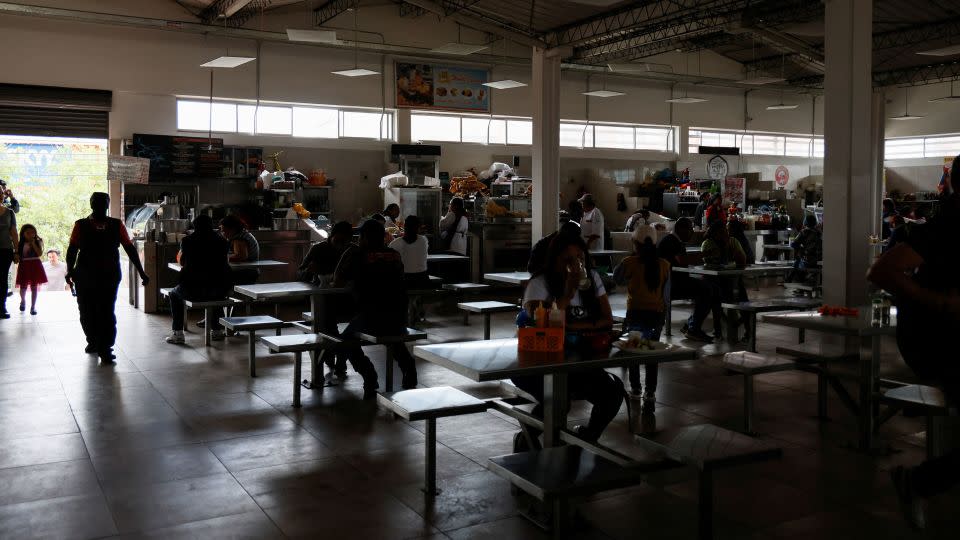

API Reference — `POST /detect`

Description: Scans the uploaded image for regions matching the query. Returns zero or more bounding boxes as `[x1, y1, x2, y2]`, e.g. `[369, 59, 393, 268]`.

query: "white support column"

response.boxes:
[822, 0, 877, 307]
[531, 46, 562, 243]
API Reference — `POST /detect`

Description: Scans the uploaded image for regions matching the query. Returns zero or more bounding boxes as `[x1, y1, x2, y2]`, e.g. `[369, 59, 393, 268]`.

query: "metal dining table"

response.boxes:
[672, 262, 793, 278]
[426, 253, 469, 262]
[483, 271, 532, 286]
[760, 309, 897, 452]
[232, 282, 349, 333]
[414, 338, 697, 447]
[168, 259, 289, 272]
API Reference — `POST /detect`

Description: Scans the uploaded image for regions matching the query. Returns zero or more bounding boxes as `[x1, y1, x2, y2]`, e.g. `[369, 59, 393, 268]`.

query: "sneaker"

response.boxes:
[513, 431, 530, 453]
[19, 302, 25, 312]
[891, 466, 926, 530]
[98, 349, 116, 364]
[84, 344, 97, 354]
[641, 393, 656, 414]
[165, 331, 185, 344]
[362, 388, 378, 401]
[210, 330, 226, 341]
[0, 311, 10, 319]
[30, 309, 37, 316]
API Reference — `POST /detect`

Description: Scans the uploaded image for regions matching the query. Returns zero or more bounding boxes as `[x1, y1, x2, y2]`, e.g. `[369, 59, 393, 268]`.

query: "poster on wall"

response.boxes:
[723, 177, 746, 208]
[774, 165, 790, 188]
[395, 62, 490, 112]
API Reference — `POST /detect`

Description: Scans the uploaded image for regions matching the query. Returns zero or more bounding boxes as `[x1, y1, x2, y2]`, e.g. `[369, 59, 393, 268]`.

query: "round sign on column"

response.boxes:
[775, 165, 790, 188]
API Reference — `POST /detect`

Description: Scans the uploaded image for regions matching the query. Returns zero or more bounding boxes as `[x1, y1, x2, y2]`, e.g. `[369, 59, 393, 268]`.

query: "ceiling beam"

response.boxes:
[314, 0, 352, 25]
[745, 27, 824, 73]
[542, 0, 704, 49]
[402, 0, 547, 48]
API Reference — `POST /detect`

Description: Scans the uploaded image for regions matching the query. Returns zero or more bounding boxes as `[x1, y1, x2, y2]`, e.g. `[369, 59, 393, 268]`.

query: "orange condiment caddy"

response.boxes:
[518, 302, 565, 353]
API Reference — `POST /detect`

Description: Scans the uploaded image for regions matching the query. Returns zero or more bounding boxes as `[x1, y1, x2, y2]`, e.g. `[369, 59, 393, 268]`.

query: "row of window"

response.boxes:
[689, 129, 824, 159]
[174, 100, 959, 161]
[410, 112, 677, 152]
[884, 134, 960, 160]
[176, 100, 393, 140]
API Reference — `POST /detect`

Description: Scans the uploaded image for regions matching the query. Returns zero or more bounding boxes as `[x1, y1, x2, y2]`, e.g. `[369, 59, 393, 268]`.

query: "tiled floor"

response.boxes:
[0, 286, 958, 539]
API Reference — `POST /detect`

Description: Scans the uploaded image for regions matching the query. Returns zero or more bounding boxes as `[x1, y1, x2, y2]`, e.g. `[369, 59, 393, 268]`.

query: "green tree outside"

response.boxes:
[0, 141, 107, 255]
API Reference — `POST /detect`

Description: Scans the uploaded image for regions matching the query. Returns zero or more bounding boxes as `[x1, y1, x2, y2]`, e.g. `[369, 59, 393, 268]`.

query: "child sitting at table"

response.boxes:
[512, 233, 624, 449]
[334, 219, 417, 399]
[613, 225, 670, 412]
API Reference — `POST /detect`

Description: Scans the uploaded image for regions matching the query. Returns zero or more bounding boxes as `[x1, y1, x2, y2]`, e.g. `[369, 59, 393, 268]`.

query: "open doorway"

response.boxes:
[0, 135, 107, 256]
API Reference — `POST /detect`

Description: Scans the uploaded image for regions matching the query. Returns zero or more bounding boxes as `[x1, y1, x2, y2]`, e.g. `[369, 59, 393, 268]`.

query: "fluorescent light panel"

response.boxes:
[888, 114, 926, 120]
[331, 68, 380, 77]
[739, 76, 786, 85]
[430, 42, 489, 55]
[483, 80, 527, 89]
[666, 96, 708, 103]
[918, 44, 960, 56]
[582, 90, 626, 97]
[286, 29, 339, 44]
[201, 56, 256, 68]
[767, 103, 800, 110]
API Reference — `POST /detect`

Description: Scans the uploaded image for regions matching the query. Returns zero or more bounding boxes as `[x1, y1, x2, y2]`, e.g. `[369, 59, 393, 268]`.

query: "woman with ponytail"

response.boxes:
[613, 224, 670, 412]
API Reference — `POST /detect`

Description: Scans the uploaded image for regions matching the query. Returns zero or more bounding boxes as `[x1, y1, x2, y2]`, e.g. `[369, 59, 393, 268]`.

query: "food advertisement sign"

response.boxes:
[774, 165, 790, 187]
[723, 177, 746, 208]
[396, 62, 490, 112]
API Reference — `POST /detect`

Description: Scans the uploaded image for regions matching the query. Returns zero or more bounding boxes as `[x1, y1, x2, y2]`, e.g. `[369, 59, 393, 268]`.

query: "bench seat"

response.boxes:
[260, 333, 342, 408]
[220, 316, 287, 377]
[379, 387, 489, 495]
[883, 384, 951, 459]
[356, 328, 427, 392]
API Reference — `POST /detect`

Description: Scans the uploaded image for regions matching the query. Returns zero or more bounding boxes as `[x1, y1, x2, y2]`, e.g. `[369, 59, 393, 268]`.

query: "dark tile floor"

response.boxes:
[0, 287, 957, 539]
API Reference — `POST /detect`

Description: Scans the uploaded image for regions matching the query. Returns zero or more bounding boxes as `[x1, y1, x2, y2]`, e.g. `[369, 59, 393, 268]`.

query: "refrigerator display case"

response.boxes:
[384, 187, 443, 236]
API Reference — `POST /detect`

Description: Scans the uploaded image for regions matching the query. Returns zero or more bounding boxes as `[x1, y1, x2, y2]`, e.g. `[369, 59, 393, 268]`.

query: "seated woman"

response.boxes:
[439, 197, 469, 255]
[334, 219, 417, 398]
[166, 216, 231, 344]
[613, 225, 670, 411]
[512, 233, 624, 448]
[219, 215, 260, 285]
[389, 215, 430, 323]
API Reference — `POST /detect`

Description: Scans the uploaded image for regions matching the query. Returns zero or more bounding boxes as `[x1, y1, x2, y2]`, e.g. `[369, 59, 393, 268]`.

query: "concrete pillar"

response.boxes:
[822, 0, 878, 307]
[531, 46, 563, 243]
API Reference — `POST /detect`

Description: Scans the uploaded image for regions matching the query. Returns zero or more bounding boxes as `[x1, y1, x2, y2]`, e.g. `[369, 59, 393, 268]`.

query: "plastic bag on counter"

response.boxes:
[379, 171, 409, 188]
[423, 176, 441, 187]
[479, 162, 513, 181]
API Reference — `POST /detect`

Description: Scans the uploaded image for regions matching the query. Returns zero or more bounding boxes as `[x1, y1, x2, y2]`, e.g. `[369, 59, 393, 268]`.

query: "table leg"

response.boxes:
[204, 309, 212, 346]
[293, 352, 302, 408]
[698, 471, 714, 540]
[424, 418, 439, 496]
[247, 330, 256, 377]
[543, 373, 568, 448]
[385, 346, 394, 392]
[666, 301, 673, 336]
[483, 314, 491, 340]
[748, 313, 758, 353]
[858, 336, 878, 451]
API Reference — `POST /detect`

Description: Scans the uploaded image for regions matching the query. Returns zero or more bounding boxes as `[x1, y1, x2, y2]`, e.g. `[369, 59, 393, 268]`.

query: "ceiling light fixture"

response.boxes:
[201, 56, 256, 68]
[286, 29, 339, 44]
[332, 0, 379, 77]
[929, 79, 960, 102]
[483, 79, 527, 89]
[889, 87, 925, 120]
[666, 96, 709, 104]
[917, 44, 960, 56]
[582, 90, 625, 98]
[767, 103, 800, 110]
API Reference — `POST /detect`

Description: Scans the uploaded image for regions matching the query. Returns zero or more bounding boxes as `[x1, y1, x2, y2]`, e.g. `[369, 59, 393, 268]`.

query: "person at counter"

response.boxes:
[728, 219, 754, 265]
[439, 197, 469, 255]
[66, 192, 148, 363]
[693, 192, 709, 229]
[579, 193, 605, 250]
[382, 203, 401, 229]
[788, 215, 822, 283]
[334, 219, 417, 398]
[220, 215, 260, 284]
[613, 224, 669, 411]
[512, 233, 623, 448]
[165, 215, 231, 345]
[704, 193, 726, 227]
[298, 220, 355, 379]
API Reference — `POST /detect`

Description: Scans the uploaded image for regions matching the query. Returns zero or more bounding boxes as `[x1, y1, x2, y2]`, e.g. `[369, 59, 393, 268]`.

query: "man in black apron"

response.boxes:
[66, 193, 149, 364]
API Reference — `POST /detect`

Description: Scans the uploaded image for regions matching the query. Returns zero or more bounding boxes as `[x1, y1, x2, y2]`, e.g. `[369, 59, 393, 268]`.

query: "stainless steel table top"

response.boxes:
[233, 281, 348, 300]
[672, 263, 792, 277]
[761, 308, 897, 337]
[427, 254, 469, 262]
[720, 298, 821, 313]
[483, 272, 532, 285]
[168, 260, 289, 272]
[414, 338, 696, 381]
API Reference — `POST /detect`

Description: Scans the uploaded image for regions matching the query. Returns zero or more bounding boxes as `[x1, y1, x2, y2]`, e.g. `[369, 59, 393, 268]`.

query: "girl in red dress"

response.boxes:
[15, 224, 47, 315]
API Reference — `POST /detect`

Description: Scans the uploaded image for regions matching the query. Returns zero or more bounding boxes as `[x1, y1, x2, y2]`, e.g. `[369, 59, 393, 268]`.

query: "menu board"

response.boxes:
[130, 133, 224, 181]
[396, 62, 490, 112]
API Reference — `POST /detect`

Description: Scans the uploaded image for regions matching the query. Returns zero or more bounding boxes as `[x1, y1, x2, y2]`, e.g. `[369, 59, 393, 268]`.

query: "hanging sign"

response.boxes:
[706, 155, 728, 180]
[396, 62, 490, 112]
[107, 155, 150, 184]
[723, 177, 746, 208]
[774, 165, 790, 188]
